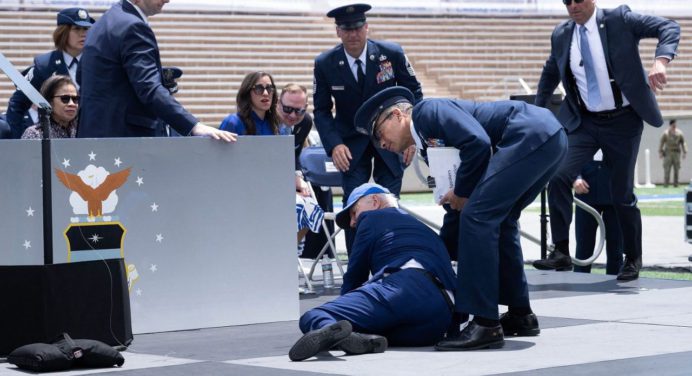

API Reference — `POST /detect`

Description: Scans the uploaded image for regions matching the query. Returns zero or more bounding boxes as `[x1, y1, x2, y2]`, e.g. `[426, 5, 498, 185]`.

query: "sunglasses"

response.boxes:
[252, 84, 275, 95]
[562, 0, 584, 5]
[53, 95, 79, 104]
[281, 103, 306, 116]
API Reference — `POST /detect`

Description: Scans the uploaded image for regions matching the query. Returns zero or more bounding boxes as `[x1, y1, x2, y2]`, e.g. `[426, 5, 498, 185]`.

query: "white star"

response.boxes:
[135, 289, 142, 296]
[114, 157, 122, 167]
[26, 207, 35, 216]
[89, 234, 102, 243]
[23, 240, 31, 250]
[61, 158, 70, 168]
[136, 176, 144, 186]
[149, 264, 158, 272]
[155, 233, 163, 242]
[150, 202, 158, 212]
[88, 151, 96, 161]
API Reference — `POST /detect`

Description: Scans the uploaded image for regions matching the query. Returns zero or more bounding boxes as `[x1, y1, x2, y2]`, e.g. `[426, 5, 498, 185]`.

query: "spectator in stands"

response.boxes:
[533, 0, 680, 282]
[659, 119, 687, 187]
[573, 151, 624, 275]
[354, 86, 567, 351]
[219, 71, 280, 135]
[289, 183, 455, 361]
[5, 7, 94, 139]
[313, 3, 423, 252]
[21, 75, 78, 139]
[77, 0, 235, 142]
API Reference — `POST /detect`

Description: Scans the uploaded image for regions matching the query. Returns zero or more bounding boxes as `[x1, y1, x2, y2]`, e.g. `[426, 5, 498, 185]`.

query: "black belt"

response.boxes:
[410, 268, 454, 312]
[583, 106, 633, 120]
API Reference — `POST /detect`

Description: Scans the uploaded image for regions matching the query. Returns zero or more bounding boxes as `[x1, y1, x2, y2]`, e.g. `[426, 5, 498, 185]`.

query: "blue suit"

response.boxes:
[299, 207, 455, 346]
[412, 99, 567, 320]
[5, 51, 69, 139]
[77, 1, 197, 138]
[574, 161, 623, 275]
[313, 39, 422, 249]
[535, 6, 679, 263]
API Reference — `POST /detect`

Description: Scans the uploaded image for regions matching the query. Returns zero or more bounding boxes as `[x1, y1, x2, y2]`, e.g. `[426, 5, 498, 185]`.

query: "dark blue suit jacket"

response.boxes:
[412, 99, 563, 198]
[536, 6, 679, 131]
[313, 39, 422, 175]
[341, 207, 456, 295]
[5, 50, 69, 138]
[77, 0, 197, 138]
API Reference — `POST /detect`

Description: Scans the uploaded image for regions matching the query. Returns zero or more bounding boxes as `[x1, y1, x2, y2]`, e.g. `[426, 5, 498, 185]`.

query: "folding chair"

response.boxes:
[298, 146, 347, 283]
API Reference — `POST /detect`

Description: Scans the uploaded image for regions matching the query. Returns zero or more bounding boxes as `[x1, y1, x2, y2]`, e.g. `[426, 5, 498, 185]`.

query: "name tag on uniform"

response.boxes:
[331, 86, 345, 91]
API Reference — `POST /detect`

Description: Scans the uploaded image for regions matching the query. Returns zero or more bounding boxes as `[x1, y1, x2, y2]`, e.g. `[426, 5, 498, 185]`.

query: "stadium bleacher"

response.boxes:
[1, 7, 690, 126]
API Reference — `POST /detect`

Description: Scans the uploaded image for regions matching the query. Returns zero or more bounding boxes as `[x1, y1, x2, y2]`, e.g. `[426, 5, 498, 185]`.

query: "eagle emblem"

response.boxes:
[55, 165, 131, 218]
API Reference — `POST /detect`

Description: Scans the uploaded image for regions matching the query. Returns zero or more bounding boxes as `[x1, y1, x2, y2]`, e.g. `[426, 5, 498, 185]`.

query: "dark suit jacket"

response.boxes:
[535, 5, 679, 131]
[412, 99, 563, 198]
[77, 1, 197, 138]
[313, 39, 422, 174]
[341, 207, 456, 295]
[5, 50, 69, 138]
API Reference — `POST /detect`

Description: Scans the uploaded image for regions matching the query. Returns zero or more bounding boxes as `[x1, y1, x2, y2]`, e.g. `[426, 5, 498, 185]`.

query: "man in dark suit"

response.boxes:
[573, 155, 624, 275]
[5, 8, 94, 139]
[77, 0, 234, 141]
[354, 87, 567, 350]
[313, 3, 422, 250]
[289, 183, 456, 361]
[532, 0, 680, 281]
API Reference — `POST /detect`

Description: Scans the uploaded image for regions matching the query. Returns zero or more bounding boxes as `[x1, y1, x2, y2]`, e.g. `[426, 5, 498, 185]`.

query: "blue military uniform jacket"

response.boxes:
[535, 5, 680, 131]
[77, 0, 197, 138]
[341, 207, 456, 295]
[5, 50, 69, 138]
[313, 39, 422, 175]
[412, 99, 563, 199]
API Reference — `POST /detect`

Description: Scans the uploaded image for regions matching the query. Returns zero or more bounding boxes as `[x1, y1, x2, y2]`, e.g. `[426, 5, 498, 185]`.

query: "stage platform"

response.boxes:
[2, 270, 691, 375]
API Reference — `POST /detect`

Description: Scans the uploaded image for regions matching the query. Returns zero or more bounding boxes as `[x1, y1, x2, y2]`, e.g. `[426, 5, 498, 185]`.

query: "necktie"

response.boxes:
[69, 58, 79, 69]
[579, 26, 601, 108]
[355, 59, 365, 91]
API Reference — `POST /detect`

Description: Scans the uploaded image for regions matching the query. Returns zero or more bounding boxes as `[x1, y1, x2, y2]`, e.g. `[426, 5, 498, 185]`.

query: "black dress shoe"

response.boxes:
[500, 312, 540, 336]
[532, 250, 573, 271]
[617, 257, 642, 281]
[434, 321, 504, 351]
[338, 332, 388, 355]
[289, 321, 352, 361]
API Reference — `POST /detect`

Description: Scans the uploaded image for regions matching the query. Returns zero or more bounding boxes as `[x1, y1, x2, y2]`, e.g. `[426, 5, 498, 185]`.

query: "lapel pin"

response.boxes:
[600, 23, 604, 28]
[55, 59, 62, 65]
[369, 54, 375, 61]
[379, 55, 387, 61]
[339, 60, 344, 66]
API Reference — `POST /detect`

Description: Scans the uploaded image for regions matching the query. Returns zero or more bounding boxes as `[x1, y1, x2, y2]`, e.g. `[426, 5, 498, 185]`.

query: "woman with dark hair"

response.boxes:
[5, 7, 94, 139]
[21, 75, 79, 139]
[219, 72, 281, 135]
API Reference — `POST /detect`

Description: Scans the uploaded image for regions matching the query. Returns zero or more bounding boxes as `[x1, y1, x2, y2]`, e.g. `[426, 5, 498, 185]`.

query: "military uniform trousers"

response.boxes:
[299, 268, 452, 346]
[663, 150, 682, 186]
[455, 129, 568, 320]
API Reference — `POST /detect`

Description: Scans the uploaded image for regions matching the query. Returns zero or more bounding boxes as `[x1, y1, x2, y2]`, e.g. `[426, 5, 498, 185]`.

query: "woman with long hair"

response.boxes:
[219, 71, 281, 135]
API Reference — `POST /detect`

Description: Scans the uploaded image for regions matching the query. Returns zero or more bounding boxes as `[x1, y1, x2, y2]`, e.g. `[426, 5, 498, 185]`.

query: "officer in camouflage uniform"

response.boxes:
[659, 119, 687, 187]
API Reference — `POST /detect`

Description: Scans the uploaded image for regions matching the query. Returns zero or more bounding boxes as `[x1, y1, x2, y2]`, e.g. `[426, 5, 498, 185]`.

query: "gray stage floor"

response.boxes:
[3, 270, 692, 376]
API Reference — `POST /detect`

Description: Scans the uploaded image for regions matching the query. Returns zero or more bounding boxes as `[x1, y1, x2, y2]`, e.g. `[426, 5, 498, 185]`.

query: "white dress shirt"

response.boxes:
[127, 0, 148, 23]
[569, 8, 629, 112]
[62, 51, 81, 90]
[344, 47, 367, 83]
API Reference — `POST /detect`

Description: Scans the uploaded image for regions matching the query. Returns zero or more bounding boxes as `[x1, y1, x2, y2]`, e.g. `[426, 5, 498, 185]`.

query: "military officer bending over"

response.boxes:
[289, 183, 456, 361]
[354, 87, 568, 351]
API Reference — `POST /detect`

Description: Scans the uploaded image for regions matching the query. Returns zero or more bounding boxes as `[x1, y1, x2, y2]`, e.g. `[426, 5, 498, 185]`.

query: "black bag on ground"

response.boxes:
[8, 333, 125, 372]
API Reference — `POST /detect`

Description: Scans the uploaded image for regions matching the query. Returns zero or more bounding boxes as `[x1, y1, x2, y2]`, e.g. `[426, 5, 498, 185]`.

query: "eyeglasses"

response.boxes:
[53, 95, 79, 104]
[252, 84, 275, 95]
[562, 0, 584, 5]
[280, 103, 306, 116]
[372, 112, 394, 142]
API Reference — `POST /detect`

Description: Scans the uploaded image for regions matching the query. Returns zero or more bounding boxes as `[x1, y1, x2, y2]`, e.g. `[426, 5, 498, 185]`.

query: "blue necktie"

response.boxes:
[579, 25, 601, 108]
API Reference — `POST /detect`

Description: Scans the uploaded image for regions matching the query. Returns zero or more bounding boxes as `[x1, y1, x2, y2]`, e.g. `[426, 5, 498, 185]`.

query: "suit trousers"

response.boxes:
[574, 204, 624, 275]
[453, 130, 567, 319]
[548, 110, 643, 261]
[341, 143, 403, 252]
[298, 269, 452, 346]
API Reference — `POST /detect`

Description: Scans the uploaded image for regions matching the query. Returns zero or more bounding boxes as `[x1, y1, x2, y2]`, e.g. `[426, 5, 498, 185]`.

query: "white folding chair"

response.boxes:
[298, 146, 347, 283]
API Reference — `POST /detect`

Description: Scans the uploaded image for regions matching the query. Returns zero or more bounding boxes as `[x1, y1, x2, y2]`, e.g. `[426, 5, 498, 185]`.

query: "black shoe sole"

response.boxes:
[503, 327, 540, 337]
[533, 262, 573, 271]
[616, 274, 639, 281]
[289, 321, 352, 361]
[434, 339, 505, 351]
[339, 334, 388, 355]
